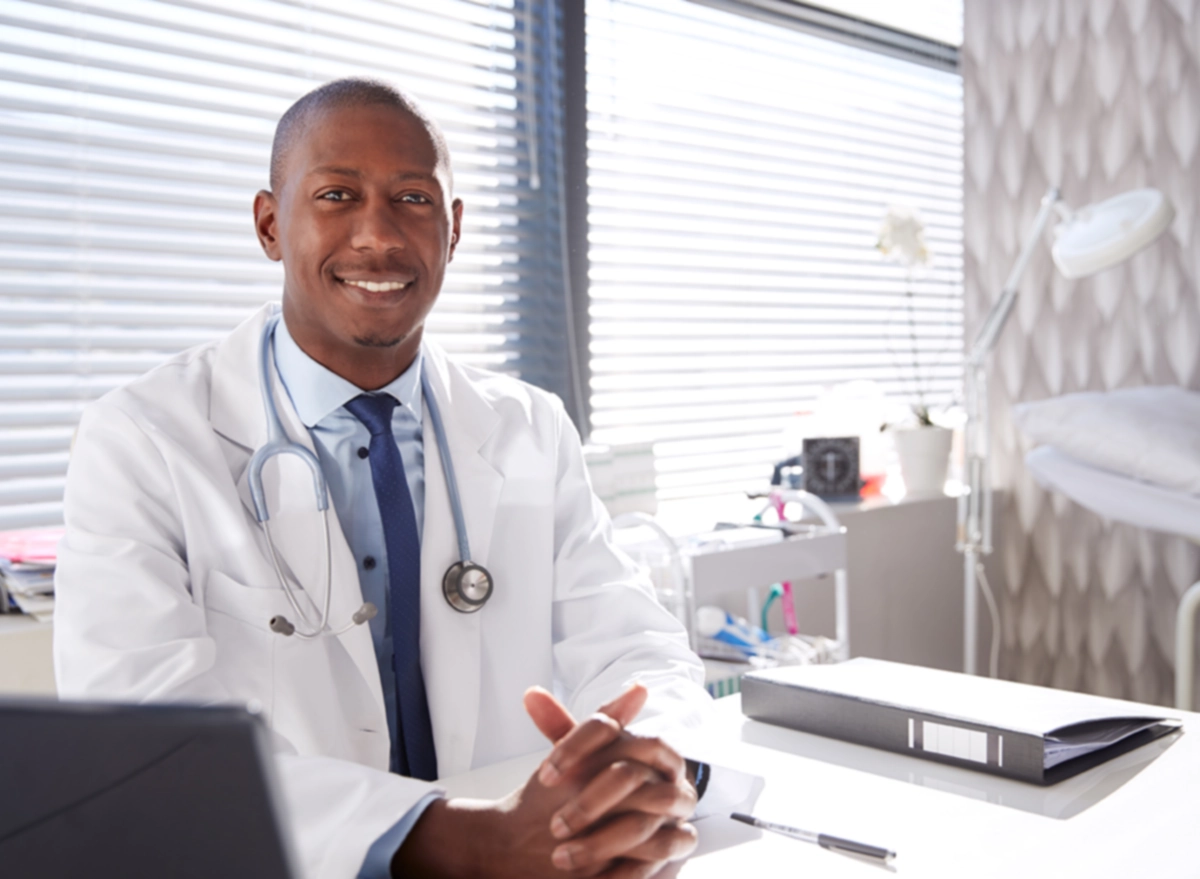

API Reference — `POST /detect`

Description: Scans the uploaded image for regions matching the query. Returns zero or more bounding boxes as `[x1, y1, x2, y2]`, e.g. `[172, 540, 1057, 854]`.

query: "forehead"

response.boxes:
[283, 103, 445, 186]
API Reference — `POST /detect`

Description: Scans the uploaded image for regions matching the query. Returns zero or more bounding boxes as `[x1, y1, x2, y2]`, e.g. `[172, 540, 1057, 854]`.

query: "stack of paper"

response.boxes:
[0, 528, 63, 622]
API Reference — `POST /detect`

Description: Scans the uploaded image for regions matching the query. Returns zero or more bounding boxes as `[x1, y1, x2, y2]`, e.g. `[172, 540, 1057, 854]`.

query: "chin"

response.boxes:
[351, 332, 407, 349]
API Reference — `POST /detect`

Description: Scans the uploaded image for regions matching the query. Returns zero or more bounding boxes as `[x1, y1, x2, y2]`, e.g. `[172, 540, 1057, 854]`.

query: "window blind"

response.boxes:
[586, 0, 963, 500]
[0, 0, 569, 530]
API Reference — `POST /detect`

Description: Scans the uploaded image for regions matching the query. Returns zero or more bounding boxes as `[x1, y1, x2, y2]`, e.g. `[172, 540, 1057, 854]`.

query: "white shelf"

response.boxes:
[688, 528, 847, 605]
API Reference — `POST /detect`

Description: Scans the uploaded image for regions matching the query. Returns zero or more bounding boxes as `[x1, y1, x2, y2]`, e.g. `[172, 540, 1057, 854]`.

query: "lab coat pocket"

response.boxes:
[202, 570, 285, 721]
[203, 569, 296, 630]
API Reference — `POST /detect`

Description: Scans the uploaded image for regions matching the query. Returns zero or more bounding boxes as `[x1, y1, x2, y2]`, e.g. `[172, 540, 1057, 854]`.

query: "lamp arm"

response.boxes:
[956, 185, 1061, 675]
[967, 187, 1062, 366]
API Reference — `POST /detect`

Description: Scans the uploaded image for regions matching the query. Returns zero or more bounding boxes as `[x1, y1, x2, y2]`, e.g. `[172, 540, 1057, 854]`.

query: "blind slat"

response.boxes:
[0, 0, 568, 528]
[587, 0, 962, 501]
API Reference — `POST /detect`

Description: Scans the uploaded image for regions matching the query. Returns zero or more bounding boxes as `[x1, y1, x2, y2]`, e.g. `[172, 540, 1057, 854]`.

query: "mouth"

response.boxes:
[336, 274, 415, 291]
[334, 274, 414, 293]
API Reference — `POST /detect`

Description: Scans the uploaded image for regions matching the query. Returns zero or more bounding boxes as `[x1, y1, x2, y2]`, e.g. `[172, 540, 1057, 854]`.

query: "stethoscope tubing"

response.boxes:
[420, 368, 472, 566]
[248, 311, 489, 637]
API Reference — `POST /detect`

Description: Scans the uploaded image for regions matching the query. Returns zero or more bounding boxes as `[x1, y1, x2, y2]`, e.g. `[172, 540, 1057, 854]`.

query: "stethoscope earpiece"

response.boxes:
[269, 615, 296, 636]
[268, 603, 377, 638]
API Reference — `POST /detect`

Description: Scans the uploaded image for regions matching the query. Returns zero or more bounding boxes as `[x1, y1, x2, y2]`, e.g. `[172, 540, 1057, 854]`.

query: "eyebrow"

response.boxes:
[308, 165, 438, 184]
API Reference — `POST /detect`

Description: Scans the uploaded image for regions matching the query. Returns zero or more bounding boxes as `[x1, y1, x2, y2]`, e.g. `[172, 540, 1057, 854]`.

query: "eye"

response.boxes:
[319, 189, 352, 202]
[400, 193, 432, 204]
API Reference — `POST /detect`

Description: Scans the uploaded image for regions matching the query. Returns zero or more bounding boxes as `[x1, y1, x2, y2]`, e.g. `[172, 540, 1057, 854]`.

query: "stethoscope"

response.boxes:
[246, 313, 494, 639]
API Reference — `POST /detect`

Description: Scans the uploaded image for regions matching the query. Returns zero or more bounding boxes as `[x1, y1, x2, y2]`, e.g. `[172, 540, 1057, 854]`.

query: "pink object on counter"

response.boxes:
[767, 492, 800, 636]
[780, 581, 799, 636]
[0, 527, 65, 563]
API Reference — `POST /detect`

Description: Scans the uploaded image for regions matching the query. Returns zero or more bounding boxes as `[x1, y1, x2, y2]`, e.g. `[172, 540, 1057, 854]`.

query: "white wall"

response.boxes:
[963, 0, 1200, 704]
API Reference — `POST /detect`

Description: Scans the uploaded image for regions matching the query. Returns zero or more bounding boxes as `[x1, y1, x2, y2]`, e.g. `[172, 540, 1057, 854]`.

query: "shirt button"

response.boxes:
[357, 446, 369, 459]
[363, 555, 377, 571]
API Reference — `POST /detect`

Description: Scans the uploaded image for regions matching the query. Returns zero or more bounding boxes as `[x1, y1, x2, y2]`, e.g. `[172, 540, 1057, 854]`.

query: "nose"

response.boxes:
[349, 196, 406, 252]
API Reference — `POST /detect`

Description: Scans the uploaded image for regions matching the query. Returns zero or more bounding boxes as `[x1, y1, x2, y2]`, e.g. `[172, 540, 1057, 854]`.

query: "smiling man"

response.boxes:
[258, 86, 457, 391]
[54, 79, 714, 879]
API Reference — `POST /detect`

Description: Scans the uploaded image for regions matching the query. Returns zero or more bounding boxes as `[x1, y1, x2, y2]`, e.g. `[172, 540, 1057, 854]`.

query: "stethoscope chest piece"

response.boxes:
[443, 561, 493, 613]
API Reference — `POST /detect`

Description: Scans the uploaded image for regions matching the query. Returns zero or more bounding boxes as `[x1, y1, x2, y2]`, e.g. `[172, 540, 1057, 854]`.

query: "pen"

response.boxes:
[730, 812, 896, 863]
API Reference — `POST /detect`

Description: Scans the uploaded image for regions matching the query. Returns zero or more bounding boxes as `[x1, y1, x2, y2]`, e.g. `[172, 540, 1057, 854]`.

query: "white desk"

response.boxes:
[441, 693, 1200, 877]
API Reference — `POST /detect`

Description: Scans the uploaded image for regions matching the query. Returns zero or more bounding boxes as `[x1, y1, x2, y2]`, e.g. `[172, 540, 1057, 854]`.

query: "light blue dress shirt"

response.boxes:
[271, 318, 438, 878]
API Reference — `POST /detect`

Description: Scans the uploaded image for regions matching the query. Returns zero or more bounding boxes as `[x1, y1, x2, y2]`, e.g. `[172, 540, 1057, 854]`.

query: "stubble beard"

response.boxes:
[351, 332, 407, 349]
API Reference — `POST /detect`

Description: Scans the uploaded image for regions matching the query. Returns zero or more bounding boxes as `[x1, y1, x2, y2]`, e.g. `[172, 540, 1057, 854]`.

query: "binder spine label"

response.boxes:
[910, 718, 990, 765]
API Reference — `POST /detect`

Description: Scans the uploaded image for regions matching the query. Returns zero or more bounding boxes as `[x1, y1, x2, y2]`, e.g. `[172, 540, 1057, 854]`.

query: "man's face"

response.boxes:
[254, 103, 462, 373]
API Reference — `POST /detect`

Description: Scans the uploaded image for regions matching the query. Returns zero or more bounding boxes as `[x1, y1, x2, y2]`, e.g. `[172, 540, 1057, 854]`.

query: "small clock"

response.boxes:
[802, 436, 861, 500]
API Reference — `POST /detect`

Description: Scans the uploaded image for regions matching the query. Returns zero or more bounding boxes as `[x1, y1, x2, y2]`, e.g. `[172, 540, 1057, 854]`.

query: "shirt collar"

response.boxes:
[272, 317, 424, 428]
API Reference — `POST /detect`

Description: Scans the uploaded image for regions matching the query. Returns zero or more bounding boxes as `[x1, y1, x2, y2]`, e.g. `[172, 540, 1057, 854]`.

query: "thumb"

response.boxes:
[524, 686, 576, 744]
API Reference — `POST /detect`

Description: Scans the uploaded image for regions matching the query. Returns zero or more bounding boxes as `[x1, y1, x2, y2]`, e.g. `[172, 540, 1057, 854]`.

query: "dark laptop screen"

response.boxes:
[0, 700, 295, 879]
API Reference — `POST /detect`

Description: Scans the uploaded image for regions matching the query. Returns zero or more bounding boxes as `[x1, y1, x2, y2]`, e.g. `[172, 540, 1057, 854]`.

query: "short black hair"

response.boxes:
[268, 77, 452, 192]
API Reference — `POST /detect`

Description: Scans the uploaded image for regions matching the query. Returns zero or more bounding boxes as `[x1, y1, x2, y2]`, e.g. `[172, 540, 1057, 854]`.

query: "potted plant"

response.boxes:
[886, 403, 953, 496]
[876, 207, 953, 497]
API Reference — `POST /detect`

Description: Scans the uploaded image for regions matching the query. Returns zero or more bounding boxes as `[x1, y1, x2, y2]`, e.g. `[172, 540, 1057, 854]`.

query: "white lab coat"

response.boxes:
[54, 303, 711, 878]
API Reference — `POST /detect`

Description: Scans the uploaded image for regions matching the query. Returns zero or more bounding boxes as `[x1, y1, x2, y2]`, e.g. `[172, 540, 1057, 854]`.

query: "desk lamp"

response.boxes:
[958, 186, 1175, 676]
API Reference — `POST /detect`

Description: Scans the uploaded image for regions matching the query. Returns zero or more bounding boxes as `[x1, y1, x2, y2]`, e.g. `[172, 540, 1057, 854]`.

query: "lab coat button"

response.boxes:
[357, 446, 369, 459]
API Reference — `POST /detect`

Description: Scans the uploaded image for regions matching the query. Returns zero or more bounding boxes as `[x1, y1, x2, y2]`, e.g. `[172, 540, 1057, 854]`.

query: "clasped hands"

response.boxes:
[395, 684, 699, 878]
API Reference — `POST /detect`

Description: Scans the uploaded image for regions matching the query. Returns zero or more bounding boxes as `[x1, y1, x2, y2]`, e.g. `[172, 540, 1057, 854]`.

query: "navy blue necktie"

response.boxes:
[344, 393, 437, 781]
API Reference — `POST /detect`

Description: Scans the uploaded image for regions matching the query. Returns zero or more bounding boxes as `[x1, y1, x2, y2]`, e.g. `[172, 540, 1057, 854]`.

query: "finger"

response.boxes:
[596, 682, 648, 728]
[570, 862, 612, 879]
[622, 822, 698, 864]
[651, 861, 686, 879]
[539, 713, 623, 786]
[592, 735, 686, 786]
[596, 859, 669, 879]
[552, 812, 665, 871]
[524, 686, 577, 744]
[551, 760, 660, 839]
[540, 683, 650, 786]
[613, 779, 697, 823]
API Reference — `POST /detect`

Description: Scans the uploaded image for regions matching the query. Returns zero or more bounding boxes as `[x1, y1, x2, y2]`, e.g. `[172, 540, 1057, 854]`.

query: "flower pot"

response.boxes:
[892, 426, 952, 497]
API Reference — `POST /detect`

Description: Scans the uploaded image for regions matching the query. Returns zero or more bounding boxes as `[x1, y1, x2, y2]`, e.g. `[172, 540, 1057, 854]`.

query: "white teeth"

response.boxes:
[343, 279, 409, 292]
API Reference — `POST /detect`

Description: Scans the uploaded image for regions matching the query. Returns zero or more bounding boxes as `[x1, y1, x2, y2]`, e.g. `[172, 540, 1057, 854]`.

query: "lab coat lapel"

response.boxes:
[210, 304, 272, 456]
[420, 341, 503, 777]
[211, 304, 386, 717]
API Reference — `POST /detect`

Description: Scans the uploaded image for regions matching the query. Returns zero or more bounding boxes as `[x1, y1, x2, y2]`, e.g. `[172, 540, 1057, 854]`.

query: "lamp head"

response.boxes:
[1051, 188, 1175, 279]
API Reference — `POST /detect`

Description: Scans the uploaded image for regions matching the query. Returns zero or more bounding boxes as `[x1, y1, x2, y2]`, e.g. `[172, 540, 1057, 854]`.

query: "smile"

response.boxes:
[339, 278, 411, 293]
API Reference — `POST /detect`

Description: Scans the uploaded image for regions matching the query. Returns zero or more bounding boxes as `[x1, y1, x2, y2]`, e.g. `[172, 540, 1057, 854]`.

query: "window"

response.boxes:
[0, 0, 567, 529]
[585, 0, 964, 499]
[0, 0, 963, 525]
[805, 0, 962, 45]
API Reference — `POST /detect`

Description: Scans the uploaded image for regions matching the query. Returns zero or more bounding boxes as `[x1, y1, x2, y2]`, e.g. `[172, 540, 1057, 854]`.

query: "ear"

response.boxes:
[448, 198, 464, 263]
[253, 189, 283, 261]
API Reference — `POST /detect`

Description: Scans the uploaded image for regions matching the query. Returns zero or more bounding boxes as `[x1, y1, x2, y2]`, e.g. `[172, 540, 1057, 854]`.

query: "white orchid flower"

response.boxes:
[876, 206, 932, 267]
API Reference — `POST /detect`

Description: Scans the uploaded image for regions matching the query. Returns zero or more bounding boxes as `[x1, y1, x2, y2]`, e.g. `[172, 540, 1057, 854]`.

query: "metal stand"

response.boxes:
[957, 187, 1062, 675]
[1177, 580, 1200, 711]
